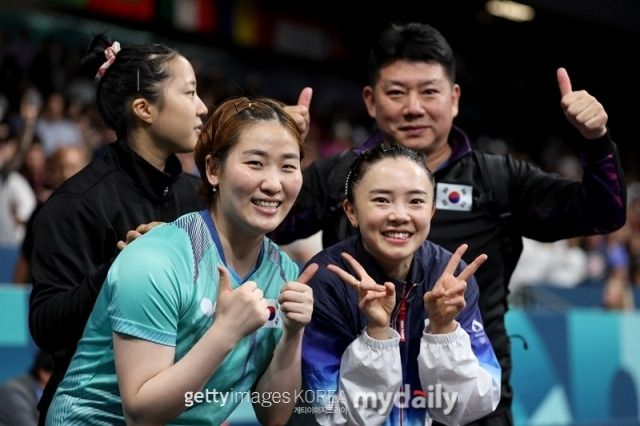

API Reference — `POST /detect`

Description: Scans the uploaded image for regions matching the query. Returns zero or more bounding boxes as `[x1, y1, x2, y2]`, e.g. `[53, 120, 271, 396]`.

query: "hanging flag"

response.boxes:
[158, 0, 217, 33]
[232, 0, 269, 48]
[86, 0, 155, 21]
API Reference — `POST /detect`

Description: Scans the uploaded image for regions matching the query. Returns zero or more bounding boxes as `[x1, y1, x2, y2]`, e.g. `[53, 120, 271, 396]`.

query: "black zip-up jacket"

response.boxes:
[29, 140, 205, 422]
[271, 125, 626, 424]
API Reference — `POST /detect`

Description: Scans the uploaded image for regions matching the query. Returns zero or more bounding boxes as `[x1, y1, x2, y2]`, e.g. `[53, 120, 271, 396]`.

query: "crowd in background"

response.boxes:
[1, 23, 639, 312]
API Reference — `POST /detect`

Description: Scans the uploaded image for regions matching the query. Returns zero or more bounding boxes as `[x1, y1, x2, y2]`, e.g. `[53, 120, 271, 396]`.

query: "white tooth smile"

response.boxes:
[384, 232, 410, 239]
[254, 201, 279, 208]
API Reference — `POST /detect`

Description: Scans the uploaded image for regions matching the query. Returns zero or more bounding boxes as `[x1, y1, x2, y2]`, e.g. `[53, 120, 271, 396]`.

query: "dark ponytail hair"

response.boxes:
[76, 33, 180, 139]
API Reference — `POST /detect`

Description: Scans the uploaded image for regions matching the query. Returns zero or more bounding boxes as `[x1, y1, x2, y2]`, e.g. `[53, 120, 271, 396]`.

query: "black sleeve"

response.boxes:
[28, 194, 116, 354]
[509, 132, 626, 241]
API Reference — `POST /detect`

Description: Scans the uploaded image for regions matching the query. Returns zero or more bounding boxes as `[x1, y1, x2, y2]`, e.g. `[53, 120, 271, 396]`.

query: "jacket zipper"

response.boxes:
[397, 282, 415, 342]
[396, 282, 416, 425]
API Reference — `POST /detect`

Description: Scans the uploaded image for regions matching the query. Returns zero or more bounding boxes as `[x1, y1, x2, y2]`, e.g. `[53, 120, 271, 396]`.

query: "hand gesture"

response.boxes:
[117, 221, 164, 250]
[278, 263, 318, 333]
[327, 253, 395, 337]
[283, 87, 313, 140]
[557, 67, 607, 140]
[424, 244, 487, 334]
[215, 265, 269, 343]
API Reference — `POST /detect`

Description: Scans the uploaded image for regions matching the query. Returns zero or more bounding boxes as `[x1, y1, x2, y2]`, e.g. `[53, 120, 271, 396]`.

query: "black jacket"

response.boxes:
[29, 140, 205, 421]
[271, 125, 627, 422]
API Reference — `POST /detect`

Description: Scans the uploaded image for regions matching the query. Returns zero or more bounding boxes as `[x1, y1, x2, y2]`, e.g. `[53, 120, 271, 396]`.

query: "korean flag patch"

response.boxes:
[436, 183, 473, 211]
[263, 299, 282, 328]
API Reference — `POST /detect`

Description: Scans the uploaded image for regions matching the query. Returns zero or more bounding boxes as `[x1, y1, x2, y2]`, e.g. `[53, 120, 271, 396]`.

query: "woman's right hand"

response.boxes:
[215, 265, 269, 342]
[327, 252, 395, 339]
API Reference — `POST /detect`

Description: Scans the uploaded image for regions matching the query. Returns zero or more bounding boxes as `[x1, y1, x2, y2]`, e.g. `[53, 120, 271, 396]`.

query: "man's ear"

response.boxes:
[131, 97, 154, 124]
[451, 83, 461, 119]
[362, 86, 376, 119]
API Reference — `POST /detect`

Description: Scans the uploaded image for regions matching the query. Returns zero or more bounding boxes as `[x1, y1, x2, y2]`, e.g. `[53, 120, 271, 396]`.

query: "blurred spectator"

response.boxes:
[510, 237, 588, 292]
[602, 276, 635, 310]
[13, 144, 90, 284]
[0, 349, 53, 426]
[626, 180, 640, 289]
[0, 121, 37, 247]
[581, 232, 634, 310]
[320, 118, 355, 157]
[2, 87, 42, 179]
[34, 91, 81, 156]
[582, 233, 627, 286]
[19, 141, 48, 203]
[78, 104, 116, 158]
[64, 89, 115, 156]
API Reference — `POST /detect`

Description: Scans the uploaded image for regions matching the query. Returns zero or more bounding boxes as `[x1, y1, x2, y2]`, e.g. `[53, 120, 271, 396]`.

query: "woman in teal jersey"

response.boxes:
[46, 96, 317, 426]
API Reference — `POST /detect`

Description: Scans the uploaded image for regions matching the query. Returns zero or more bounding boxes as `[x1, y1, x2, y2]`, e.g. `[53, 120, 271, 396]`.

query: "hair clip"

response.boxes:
[233, 100, 254, 114]
[344, 170, 352, 196]
[94, 41, 121, 83]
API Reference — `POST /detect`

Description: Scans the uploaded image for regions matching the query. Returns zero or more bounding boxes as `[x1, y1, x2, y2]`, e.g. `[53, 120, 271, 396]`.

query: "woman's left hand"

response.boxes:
[278, 263, 318, 333]
[424, 244, 487, 334]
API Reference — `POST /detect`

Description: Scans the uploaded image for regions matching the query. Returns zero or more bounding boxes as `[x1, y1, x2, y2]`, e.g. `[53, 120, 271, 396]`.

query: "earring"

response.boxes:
[212, 186, 217, 193]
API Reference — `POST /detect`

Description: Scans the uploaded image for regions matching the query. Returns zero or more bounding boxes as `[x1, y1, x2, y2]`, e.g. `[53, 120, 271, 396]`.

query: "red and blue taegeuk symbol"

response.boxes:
[267, 305, 277, 321]
[448, 191, 461, 204]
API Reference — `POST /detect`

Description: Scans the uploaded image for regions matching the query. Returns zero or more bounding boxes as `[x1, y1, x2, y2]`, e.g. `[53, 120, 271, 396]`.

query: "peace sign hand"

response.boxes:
[424, 244, 487, 334]
[327, 252, 395, 339]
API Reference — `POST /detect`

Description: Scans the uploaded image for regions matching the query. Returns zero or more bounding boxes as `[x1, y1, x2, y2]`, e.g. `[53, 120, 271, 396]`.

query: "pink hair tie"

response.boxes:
[94, 41, 121, 83]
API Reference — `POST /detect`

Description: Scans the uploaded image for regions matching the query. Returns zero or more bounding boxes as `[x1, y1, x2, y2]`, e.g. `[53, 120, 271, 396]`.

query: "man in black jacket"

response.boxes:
[271, 22, 626, 425]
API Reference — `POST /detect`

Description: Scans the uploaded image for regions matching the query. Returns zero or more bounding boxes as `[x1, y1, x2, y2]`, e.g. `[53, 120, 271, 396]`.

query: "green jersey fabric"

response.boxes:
[47, 210, 300, 425]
